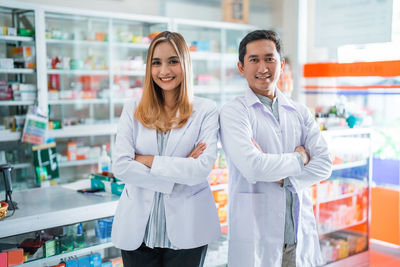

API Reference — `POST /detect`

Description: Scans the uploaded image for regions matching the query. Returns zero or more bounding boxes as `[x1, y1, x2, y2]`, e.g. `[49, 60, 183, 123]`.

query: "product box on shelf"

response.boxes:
[90, 172, 124, 196]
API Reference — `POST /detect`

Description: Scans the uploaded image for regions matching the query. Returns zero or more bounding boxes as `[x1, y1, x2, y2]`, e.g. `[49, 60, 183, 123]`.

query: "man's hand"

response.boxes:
[295, 145, 310, 166]
[251, 138, 262, 152]
[135, 155, 154, 168]
[187, 142, 206, 159]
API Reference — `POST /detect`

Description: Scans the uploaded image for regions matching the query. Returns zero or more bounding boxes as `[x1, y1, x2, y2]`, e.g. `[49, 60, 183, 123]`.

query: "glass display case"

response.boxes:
[173, 19, 254, 106]
[0, 185, 120, 266]
[0, 3, 38, 191]
[44, 9, 170, 184]
[314, 129, 371, 266]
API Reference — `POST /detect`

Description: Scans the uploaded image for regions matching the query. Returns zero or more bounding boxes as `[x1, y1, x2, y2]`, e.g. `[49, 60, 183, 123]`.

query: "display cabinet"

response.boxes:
[42, 7, 170, 184]
[0, 186, 121, 266]
[314, 128, 371, 266]
[0, 3, 40, 191]
[172, 19, 254, 106]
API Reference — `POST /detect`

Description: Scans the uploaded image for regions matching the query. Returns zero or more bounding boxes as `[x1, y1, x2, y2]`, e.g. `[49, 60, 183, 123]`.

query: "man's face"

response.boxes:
[238, 39, 284, 98]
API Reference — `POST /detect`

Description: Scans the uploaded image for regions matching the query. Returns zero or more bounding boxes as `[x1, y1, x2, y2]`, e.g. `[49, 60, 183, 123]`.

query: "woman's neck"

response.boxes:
[163, 90, 177, 116]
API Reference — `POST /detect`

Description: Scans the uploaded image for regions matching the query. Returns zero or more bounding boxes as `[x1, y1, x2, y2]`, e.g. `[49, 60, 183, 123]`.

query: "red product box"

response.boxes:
[0, 252, 7, 267]
[7, 248, 24, 266]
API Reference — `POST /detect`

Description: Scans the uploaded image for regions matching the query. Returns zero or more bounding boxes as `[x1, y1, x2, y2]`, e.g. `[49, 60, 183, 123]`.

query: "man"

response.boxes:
[219, 30, 332, 267]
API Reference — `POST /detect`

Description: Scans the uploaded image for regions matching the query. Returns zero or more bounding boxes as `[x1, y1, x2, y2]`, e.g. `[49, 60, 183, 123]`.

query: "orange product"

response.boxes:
[214, 190, 228, 207]
[6, 248, 24, 266]
[67, 142, 77, 161]
[217, 207, 227, 223]
[96, 32, 106, 41]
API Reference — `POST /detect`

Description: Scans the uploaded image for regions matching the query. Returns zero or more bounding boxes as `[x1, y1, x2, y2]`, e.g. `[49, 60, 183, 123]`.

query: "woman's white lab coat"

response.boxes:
[111, 97, 221, 250]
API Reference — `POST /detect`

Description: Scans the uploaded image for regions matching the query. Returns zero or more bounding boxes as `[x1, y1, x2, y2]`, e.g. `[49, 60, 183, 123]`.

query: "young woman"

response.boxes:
[111, 31, 221, 267]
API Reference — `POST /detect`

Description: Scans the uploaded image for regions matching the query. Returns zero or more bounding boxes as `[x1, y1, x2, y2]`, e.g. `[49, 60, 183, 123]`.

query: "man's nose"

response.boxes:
[257, 61, 268, 73]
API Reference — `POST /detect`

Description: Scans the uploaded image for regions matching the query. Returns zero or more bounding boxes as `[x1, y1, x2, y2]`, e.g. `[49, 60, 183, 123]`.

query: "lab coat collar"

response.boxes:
[245, 87, 296, 111]
[164, 106, 196, 156]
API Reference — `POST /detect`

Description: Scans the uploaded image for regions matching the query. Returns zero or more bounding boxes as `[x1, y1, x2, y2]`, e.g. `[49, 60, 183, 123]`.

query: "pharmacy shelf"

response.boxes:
[113, 70, 145, 76]
[111, 42, 149, 49]
[48, 123, 117, 138]
[316, 191, 361, 204]
[0, 186, 119, 238]
[223, 53, 238, 61]
[13, 163, 32, 169]
[0, 35, 34, 42]
[0, 130, 21, 142]
[46, 38, 108, 46]
[47, 69, 109, 75]
[0, 68, 35, 74]
[319, 219, 368, 236]
[332, 160, 368, 171]
[211, 184, 228, 191]
[58, 158, 98, 167]
[190, 51, 221, 61]
[20, 242, 114, 267]
[194, 85, 221, 94]
[48, 99, 109, 105]
[0, 100, 34, 106]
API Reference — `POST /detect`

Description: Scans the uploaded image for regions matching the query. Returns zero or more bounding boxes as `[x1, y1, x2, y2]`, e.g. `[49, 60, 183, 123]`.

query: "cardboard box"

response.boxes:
[222, 0, 249, 24]
[6, 248, 24, 266]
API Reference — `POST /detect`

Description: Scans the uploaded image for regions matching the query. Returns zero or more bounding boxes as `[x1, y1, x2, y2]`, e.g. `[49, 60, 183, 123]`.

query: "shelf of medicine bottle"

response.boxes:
[193, 85, 221, 94]
[0, 186, 119, 238]
[190, 51, 221, 61]
[20, 242, 114, 267]
[58, 158, 98, 167]
[0, 68, 35, 74]
[319, 218, 367, 236]
[48, 99, 109, 105]
[315, 191, 362, 205]
[111, 42, 149, 49]
[13, 163, 32, 169]
[0, 130, 21, 142]
[210, 184, 228, 191]
[48, 124, 117, 138]
[0, 35, 34, 43]
[113, 70, 145, 76]
[0, 100, 34, 106]
[332, 160, 368, 171]
[46, 38, 108, 46]
[47, 69, 109, 75]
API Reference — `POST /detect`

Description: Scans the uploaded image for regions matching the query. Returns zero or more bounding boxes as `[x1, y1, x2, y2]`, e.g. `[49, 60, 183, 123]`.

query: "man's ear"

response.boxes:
[280, 57, 285, 73]
[237, 61, 245, 75]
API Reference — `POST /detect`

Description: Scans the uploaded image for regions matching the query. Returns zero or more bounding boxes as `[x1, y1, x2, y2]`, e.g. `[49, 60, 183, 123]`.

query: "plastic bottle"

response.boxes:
[98, 145, 111, 173]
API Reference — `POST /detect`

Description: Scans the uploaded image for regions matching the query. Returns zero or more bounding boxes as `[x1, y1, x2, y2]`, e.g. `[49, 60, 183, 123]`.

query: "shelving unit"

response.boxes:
[0, 2, 255, 266]
[315, 128, 372, 266]
[0, 2, 40, 194]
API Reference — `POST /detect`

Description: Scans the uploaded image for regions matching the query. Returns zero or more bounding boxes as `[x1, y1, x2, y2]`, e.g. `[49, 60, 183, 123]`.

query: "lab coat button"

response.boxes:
[165, 195, 170, 199]
[279, 212, 284, 218]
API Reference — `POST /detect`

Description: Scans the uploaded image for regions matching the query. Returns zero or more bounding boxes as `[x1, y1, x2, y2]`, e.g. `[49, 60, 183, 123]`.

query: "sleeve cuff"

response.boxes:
[295, 152, 305, 170]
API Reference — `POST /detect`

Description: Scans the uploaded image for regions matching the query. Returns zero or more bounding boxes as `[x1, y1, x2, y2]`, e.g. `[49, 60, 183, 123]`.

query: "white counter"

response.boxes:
[0, 186, 119, 238]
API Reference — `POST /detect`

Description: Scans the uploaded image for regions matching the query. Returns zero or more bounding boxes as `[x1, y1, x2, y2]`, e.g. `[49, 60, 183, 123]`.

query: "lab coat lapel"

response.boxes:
[142, 126, 159, 155]
[164, 111, 195, 156]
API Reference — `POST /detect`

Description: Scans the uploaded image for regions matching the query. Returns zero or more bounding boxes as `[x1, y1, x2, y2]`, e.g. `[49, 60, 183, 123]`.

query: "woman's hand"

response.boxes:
[187, 142, 206, 159]
[135, 155, 154, 168]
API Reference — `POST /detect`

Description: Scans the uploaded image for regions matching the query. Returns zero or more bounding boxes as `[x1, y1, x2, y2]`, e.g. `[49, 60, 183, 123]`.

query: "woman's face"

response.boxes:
[151, 42, 183, 93]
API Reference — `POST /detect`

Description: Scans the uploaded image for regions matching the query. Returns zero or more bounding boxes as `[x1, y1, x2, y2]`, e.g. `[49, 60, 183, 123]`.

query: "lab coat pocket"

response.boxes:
[230, 193, 268, 242]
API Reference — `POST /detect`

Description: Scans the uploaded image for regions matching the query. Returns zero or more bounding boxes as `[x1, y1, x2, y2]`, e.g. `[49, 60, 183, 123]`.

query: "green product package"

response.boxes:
[44, 240, 56, 257]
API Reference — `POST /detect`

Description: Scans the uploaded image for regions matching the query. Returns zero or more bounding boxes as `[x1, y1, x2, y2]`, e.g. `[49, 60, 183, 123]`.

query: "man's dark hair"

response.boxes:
[238, 30, 282, 64]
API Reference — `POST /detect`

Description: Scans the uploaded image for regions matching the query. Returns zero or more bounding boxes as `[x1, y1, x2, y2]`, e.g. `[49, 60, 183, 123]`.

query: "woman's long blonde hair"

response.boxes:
[134, 31, 193, 133]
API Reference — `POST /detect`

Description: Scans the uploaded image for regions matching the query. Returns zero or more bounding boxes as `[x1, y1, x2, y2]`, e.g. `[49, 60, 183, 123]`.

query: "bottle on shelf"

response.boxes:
[98, 145, 111, 173]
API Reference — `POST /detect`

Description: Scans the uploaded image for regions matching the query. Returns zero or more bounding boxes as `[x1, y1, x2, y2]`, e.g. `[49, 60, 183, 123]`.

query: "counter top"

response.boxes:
[0, 186, 119, 238]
